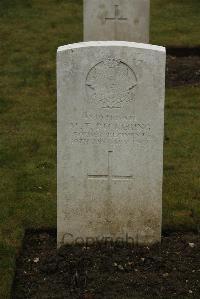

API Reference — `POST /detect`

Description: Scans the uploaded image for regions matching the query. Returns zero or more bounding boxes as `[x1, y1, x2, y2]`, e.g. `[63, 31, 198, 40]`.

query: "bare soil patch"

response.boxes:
[12, 231, 200, 299]
[166, 55, 200, 87]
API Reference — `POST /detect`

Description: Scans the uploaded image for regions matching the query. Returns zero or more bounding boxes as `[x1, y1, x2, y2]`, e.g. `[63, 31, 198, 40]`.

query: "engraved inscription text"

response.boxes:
[70, 113, 151, 146]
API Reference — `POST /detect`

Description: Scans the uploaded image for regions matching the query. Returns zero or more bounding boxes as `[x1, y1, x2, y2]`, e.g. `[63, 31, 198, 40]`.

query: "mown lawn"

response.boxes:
[151, 0, 200, 46]
[0, 0, 199, 298]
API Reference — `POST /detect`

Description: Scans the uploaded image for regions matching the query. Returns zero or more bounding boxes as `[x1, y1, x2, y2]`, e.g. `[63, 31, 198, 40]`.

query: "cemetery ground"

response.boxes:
[0, 0, 200, 298]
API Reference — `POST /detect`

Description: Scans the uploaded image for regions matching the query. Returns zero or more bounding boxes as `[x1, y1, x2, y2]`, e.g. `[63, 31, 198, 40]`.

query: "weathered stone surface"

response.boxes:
[57, 41, 166, 247]
[84, 0, 150, 43]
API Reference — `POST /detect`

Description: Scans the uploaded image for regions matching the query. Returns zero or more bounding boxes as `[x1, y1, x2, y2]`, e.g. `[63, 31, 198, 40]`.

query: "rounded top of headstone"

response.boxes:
[57, 41, 166, 54]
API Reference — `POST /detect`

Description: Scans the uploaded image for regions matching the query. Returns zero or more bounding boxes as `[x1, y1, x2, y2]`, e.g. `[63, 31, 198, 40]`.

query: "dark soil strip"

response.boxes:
[166, 55, 200, 87]
[12, 231, 200, 299]
[167, 47, 200, 57]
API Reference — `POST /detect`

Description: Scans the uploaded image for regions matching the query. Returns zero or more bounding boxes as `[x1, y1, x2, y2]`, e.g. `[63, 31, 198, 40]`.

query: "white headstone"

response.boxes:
[84, 0, 150, 43]
[57, 41, 166, 247]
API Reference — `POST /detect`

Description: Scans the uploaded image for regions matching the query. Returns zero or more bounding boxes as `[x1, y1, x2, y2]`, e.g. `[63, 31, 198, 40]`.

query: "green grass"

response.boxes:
[163, 87, 200, 231]
[0, 0, 199, 298]
[151, 0, 200, 46]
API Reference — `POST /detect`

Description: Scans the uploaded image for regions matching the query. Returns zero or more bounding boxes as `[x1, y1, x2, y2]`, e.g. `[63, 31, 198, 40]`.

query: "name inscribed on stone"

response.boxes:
[69, 113, 151, 146]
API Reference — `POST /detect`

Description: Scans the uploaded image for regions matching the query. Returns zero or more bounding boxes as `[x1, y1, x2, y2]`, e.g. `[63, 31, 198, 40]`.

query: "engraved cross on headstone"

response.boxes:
[105, 5, 127, 22]
[88, 151, 133, 183]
